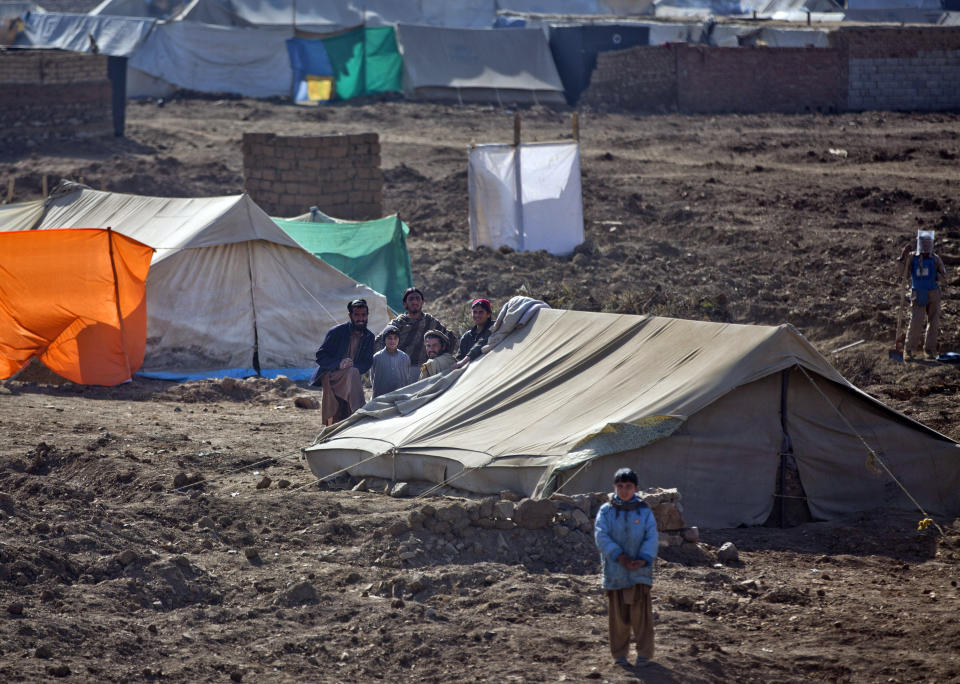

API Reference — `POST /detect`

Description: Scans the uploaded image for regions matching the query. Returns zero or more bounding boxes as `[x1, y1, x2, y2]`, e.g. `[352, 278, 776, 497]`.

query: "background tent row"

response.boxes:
[305, 309, 960, 528]
[91, 0, 672, 29]
[0, 228, 153, 386]
[1, 8, 841, 105]
[0, 183, 389, 380]
[6, 9, 920, 105]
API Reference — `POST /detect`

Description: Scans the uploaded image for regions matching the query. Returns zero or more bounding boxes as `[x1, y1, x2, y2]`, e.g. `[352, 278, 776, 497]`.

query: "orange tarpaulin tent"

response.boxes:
[0, 228, 153, 386]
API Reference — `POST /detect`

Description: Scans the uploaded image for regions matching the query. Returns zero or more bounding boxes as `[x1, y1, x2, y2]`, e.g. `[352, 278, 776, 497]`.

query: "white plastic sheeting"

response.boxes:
[129, 21, 293, 98]
[12, 11, 155, 57]
[847, 0, 940, 8]
[90, 0, 180, 19]
[469, 141, 584, 256]
[396, 23, 565, 103]
[0, 1, 45, 17]
[174, 0, 496, 29]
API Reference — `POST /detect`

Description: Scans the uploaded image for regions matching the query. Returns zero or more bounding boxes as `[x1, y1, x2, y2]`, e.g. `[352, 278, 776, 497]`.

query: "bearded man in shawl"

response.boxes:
[309, 299, 375, 425]
[418, 330, 456, 380]
[594, 468, 659, 670]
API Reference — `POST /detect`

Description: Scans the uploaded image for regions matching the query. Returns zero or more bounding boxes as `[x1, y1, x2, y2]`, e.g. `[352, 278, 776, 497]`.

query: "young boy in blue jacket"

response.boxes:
[594, 467, 659, 669]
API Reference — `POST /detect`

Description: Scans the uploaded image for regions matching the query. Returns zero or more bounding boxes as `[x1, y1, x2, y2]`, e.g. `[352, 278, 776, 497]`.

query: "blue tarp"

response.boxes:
[286, 36, 334, 103]
[137, 367, 314, 382]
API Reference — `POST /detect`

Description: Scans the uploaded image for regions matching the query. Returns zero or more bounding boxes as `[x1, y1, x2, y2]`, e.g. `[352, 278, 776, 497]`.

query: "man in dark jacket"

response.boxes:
[374, 287, 455, 374]
[309, 299, 374, 425]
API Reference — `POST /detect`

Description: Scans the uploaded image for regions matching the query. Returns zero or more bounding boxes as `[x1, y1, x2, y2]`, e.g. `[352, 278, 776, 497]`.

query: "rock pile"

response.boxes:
[331, 480, 704, 572]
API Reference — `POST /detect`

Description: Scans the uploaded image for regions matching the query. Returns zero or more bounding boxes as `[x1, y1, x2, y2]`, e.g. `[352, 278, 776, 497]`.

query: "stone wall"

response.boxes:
[581, 26, 960, 114]
[242, 132, 382, 219]
[832, 27, 960, 112]
[0, 50, 113, 147]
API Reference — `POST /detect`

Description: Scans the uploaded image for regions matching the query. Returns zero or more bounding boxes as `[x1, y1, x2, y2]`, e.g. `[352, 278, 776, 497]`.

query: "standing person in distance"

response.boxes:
[594, 468, 659, 670]
[899, 229, 947, 360]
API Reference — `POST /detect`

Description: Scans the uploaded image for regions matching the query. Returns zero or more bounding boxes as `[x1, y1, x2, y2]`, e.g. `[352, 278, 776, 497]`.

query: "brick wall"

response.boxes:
[243, 133, 382, 219]
[582, 44, 844, 114]
[581, 26, 960, 114]
[581, 45, 676, 111]
[832, 27, 960, 112]
[675, 45, 845, 114]
[0, 50, 112, 146]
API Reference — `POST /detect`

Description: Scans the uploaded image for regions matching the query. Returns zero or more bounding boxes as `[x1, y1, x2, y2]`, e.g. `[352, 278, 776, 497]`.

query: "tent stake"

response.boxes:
[513, 113, 525, 252]
[572, 112, 579, 141]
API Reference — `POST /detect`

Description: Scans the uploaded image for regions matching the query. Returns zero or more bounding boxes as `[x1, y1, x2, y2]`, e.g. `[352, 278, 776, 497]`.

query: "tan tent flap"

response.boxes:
[0, 199, 45, 230]
[306, 308, 960, 527]
[787, 369, 960, 521]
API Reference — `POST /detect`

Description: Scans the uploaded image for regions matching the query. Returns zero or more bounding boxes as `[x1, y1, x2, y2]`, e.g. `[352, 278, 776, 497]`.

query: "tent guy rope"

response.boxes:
[797, 364, 945, 536]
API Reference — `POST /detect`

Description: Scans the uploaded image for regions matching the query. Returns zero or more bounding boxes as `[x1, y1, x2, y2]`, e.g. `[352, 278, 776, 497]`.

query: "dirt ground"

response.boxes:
[3, 97, 960, 682]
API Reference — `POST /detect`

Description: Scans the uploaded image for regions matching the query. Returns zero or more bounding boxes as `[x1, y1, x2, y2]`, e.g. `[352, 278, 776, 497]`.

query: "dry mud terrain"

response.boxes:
[2, 99, 960, 682]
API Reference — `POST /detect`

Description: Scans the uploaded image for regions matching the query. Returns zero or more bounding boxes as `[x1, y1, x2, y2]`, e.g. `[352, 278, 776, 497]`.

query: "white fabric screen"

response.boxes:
[468, 141, 584, 256]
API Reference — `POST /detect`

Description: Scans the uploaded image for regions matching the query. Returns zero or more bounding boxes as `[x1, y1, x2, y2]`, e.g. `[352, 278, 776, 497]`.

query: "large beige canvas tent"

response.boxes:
[305, 308, 960, 528]
[0, 183, 388, 376]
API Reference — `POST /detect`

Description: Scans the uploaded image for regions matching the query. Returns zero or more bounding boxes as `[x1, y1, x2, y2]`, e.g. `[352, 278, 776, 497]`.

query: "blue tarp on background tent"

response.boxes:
[286, 36, 334, 103]
[548, 24, 650, 105]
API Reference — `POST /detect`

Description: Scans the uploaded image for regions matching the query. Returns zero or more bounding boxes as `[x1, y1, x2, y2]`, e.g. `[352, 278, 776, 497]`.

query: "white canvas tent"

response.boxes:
[395, 24, 566, 104]
[129, 21, 293, 99]
[1, 184, 388, 377]
[11, 11, 155, 56]
[305, 309, 960, 528]
[468, 141, 584, 256]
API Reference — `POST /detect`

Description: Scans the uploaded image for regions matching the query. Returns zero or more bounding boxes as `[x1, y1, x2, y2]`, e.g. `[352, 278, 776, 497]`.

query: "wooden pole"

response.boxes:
[513, 112, 521, 146]
[5, 177, 13, 203]
[41, 175, 47, 198]
[572, 112, 580, 142]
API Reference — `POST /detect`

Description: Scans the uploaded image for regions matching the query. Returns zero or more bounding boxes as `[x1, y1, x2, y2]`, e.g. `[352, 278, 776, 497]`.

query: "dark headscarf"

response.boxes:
[402, 287, 424, 304]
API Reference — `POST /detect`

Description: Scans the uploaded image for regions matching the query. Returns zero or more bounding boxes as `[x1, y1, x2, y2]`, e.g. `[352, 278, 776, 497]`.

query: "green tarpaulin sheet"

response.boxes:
[274, 214, 413, 313]
[322, 25, 403, 100]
